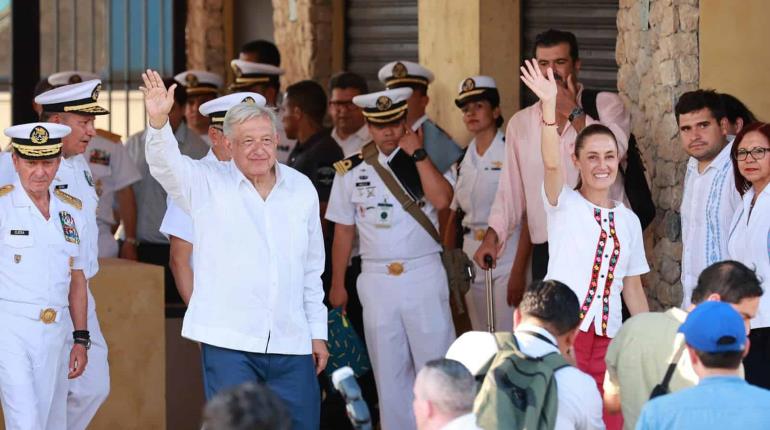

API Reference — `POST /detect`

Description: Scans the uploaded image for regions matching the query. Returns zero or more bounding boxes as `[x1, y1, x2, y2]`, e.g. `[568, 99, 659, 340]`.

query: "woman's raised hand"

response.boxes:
[519, 59, 557, 104]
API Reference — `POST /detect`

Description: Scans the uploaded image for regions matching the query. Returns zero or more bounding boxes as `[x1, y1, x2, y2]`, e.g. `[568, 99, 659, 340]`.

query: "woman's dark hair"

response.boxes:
[573, 124, 618, 189]
[519, 280, 580, 336]
[731, 121, 770, 196]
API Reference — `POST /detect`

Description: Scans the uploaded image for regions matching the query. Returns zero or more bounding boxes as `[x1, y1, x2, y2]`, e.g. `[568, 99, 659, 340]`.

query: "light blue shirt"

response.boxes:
[636, 375, 770, 430]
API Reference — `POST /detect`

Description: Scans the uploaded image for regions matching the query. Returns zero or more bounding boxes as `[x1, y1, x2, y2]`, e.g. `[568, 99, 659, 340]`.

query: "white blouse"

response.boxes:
[728, 185, 770, 329]
[544, 185, 649, 337]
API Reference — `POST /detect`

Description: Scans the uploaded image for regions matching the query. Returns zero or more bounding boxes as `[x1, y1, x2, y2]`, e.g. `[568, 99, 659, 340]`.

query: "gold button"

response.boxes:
[387, 262, 404, 276]
[40, 308, 57, 324]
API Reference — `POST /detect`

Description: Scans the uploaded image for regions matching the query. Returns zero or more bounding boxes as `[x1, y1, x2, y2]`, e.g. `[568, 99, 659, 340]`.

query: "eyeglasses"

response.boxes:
[735, 147, 768, 162]
[329, 100, 357, 111]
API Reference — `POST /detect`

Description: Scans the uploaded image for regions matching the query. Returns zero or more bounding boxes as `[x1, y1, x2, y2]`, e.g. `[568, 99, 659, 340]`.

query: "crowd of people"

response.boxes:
[0, 27, 769, 430]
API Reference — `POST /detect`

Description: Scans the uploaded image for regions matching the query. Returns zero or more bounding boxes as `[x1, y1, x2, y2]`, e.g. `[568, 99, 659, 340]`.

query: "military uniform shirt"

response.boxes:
[0, 178, 88, 307]
[325, 148, 455, 261]
[86, 135, 142, 257]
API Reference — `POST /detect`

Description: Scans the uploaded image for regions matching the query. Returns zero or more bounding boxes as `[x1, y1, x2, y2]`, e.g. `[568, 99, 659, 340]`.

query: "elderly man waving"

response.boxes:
[140, 70, 328, 430]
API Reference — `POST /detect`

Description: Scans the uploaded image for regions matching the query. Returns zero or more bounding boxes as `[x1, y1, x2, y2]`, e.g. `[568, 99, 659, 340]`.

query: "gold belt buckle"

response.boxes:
[387, 262, 404, 276]
[474, 229, 486, 241]
[40, 308, 57, 324]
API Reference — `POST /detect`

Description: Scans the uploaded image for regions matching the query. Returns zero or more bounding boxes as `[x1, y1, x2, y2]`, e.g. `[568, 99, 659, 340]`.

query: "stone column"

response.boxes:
[272, 0, 333, 88]
[616, 0, 699, 309]
[419, 0, 521, 145]
[186, 0, 226, 76]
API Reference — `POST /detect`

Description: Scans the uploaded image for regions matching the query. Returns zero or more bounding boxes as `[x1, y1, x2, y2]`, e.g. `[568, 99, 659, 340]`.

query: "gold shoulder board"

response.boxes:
[54, 188, 83, 210]
[333, 154, 364, 175]
[0, 184, 13, 197]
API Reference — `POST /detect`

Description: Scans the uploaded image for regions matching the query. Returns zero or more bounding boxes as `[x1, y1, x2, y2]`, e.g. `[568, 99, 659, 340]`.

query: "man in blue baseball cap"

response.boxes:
[636, 301, 770, 429]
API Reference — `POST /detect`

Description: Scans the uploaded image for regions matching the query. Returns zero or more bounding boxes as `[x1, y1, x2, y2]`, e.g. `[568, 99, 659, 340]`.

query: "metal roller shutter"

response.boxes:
[521, 0, 619, 107]
[345, 0, 418, 92]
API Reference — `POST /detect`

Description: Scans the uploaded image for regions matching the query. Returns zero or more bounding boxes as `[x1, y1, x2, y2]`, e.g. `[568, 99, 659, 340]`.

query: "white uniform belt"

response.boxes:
[362, 253, 439, 276]
[0, 300, 67, 323]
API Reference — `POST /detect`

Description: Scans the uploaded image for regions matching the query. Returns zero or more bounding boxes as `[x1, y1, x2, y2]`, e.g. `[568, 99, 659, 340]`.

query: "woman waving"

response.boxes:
[520, 59, 649, 428]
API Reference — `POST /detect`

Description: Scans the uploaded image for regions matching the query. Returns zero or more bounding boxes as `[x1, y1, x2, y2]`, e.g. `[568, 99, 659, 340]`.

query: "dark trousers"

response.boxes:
[745, 327, 770, 389]
[201, 344, 320, 430]
[532, 242, 550, 281]
[137, 242, 185, 317]
[319, 256, 379, 429]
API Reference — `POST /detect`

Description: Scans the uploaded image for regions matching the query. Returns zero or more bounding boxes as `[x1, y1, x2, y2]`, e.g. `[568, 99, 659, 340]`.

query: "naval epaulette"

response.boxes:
[54, 188, 82, 210]
[333, 153, 364, 175]
[0, 184, 13, 197]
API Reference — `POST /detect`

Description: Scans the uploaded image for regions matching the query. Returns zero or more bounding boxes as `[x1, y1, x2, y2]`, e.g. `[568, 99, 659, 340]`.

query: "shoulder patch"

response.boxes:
[96, 128, 122, 143]
[54, 188, 83, 210]
[333, 153, 364, 175]
[0, 184, 13, 197]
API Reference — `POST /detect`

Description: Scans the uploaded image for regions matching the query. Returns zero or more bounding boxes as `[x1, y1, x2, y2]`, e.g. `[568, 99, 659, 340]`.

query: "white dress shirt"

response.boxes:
[544, 186, 649, 337]
[728, 185, 770, 329]
[86, 135, 142, 257]
[441, 412, 481, 430]
[325, 147, 455, 261]
[680, 141, 741, 307]
[145, 122, 327, 354]
[0, 176, 88, 307]
[332, 124, 371, 158]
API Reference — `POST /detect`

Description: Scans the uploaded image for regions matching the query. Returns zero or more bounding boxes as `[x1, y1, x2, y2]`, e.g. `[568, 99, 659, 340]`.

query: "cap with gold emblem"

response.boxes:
[377, 60, 434, 89]
[353, 87, 413, 125]
[173, 70, 224, 96]
[48, 70, 100, 87]
[454, 75, 500, 108]
[35, 79, 110, 115]
[199, 92, 267, 125]
[5, 122, 72, 159]
[229, 60, 284, 90]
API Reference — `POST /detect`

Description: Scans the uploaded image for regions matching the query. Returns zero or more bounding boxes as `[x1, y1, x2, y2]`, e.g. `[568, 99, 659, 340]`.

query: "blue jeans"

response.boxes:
[201, 344, 320, 430]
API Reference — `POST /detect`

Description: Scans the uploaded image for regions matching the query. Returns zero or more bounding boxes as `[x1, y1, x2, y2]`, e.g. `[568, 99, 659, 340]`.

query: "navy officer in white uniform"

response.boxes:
[0, 123, 90, 430]
[140, 69, 328, 430]
[159, 91, 266, 305]
[326, 87, 456, 430]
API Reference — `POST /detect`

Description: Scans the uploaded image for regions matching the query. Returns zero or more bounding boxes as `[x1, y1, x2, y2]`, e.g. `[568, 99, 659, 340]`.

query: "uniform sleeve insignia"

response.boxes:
[84, 170, 95, 187]
[59, 211, 80, 244]
[0, 184, 13, 197]
[333, 153, 364, 175]
[54, 188, 83, 210]
[89, 149, 111, 166]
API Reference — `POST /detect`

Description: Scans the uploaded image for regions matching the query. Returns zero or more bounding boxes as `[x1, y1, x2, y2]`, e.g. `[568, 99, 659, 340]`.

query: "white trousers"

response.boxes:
[49, 287, 110, 430]
[358, 253, 456, 430]
[0, 303, 69, 430]
[462, 232, 518, 332]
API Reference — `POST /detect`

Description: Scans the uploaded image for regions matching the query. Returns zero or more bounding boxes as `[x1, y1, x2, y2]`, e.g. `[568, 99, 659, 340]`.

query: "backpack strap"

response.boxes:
[581, 88, 600, 120]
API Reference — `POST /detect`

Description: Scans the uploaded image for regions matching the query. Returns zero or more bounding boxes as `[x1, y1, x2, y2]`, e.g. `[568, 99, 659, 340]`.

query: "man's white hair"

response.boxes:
[415, 359, 476, 417]
[223, 103, 278, 139]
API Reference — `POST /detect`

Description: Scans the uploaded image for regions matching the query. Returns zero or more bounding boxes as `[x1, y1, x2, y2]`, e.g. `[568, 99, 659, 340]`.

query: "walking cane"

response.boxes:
[483, 255, 495, 333]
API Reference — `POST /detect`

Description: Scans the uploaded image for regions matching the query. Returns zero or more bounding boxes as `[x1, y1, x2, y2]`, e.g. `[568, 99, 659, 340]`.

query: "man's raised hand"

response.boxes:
[140, 69, 176, 129]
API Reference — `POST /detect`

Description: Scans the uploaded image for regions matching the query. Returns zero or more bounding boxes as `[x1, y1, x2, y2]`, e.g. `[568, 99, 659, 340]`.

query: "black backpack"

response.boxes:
[581, 89, 656, 230]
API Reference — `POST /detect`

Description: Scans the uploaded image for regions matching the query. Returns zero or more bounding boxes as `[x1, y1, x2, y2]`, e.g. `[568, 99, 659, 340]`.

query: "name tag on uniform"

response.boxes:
[488, 161, 503, 171]
[376, 201, 393, 228]
[10, 230, 29, 236]
[55, 184, 68, 190]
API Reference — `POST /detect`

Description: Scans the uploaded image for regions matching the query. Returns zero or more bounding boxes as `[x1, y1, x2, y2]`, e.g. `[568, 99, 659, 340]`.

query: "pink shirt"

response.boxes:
[488, 88, 631, 247]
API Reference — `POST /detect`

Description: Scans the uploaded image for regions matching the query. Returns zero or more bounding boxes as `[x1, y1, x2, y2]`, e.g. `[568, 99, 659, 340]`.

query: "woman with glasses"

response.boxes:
[443, 76, 523, 331]
[728, 121, 770, 390]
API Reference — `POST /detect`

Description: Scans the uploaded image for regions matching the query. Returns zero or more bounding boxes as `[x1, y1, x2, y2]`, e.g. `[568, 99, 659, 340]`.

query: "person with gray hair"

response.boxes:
[202, 382, 292, 430]
[412, 359, 481, 430]
[140, 69, 328, 430]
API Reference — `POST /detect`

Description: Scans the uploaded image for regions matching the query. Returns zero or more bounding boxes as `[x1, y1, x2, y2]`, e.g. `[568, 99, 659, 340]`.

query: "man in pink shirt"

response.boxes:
[474, 29, 631, 305]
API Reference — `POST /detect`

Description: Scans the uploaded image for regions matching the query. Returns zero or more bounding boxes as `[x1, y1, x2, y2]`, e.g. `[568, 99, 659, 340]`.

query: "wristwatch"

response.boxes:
[412, 148, 428, 162]
[568, 106, 585, 123]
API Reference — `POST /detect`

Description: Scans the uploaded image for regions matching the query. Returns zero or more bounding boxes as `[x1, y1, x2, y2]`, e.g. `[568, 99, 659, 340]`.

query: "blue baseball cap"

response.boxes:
[679, 301, 747, 353]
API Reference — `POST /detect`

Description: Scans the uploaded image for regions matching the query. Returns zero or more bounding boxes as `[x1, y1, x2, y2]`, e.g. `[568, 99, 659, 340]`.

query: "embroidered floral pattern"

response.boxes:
[578, 208, 621, 336]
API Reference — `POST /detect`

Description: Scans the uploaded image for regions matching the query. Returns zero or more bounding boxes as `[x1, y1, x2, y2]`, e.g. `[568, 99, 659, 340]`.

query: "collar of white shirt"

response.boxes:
[441, 412, 481, 430]
[332, 124, 369, 143]
[514, 323, 560, 353]
[687, 139, 733, 174]
[412, 114, 429, 131]
[228, 159, 285, 191]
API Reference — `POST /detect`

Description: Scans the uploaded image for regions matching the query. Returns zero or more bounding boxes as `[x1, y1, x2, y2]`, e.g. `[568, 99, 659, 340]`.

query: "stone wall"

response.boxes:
[272, 0, 333, 88]
[187, 0, 226, 76]
[616, 0, 699, 309]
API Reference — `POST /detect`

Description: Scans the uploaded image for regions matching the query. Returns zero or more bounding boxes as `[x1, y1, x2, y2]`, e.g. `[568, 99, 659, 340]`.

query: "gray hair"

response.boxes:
[416, 358, 476, 417]
[222, 103, 278, 139]
[202, 381, 291, 430]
